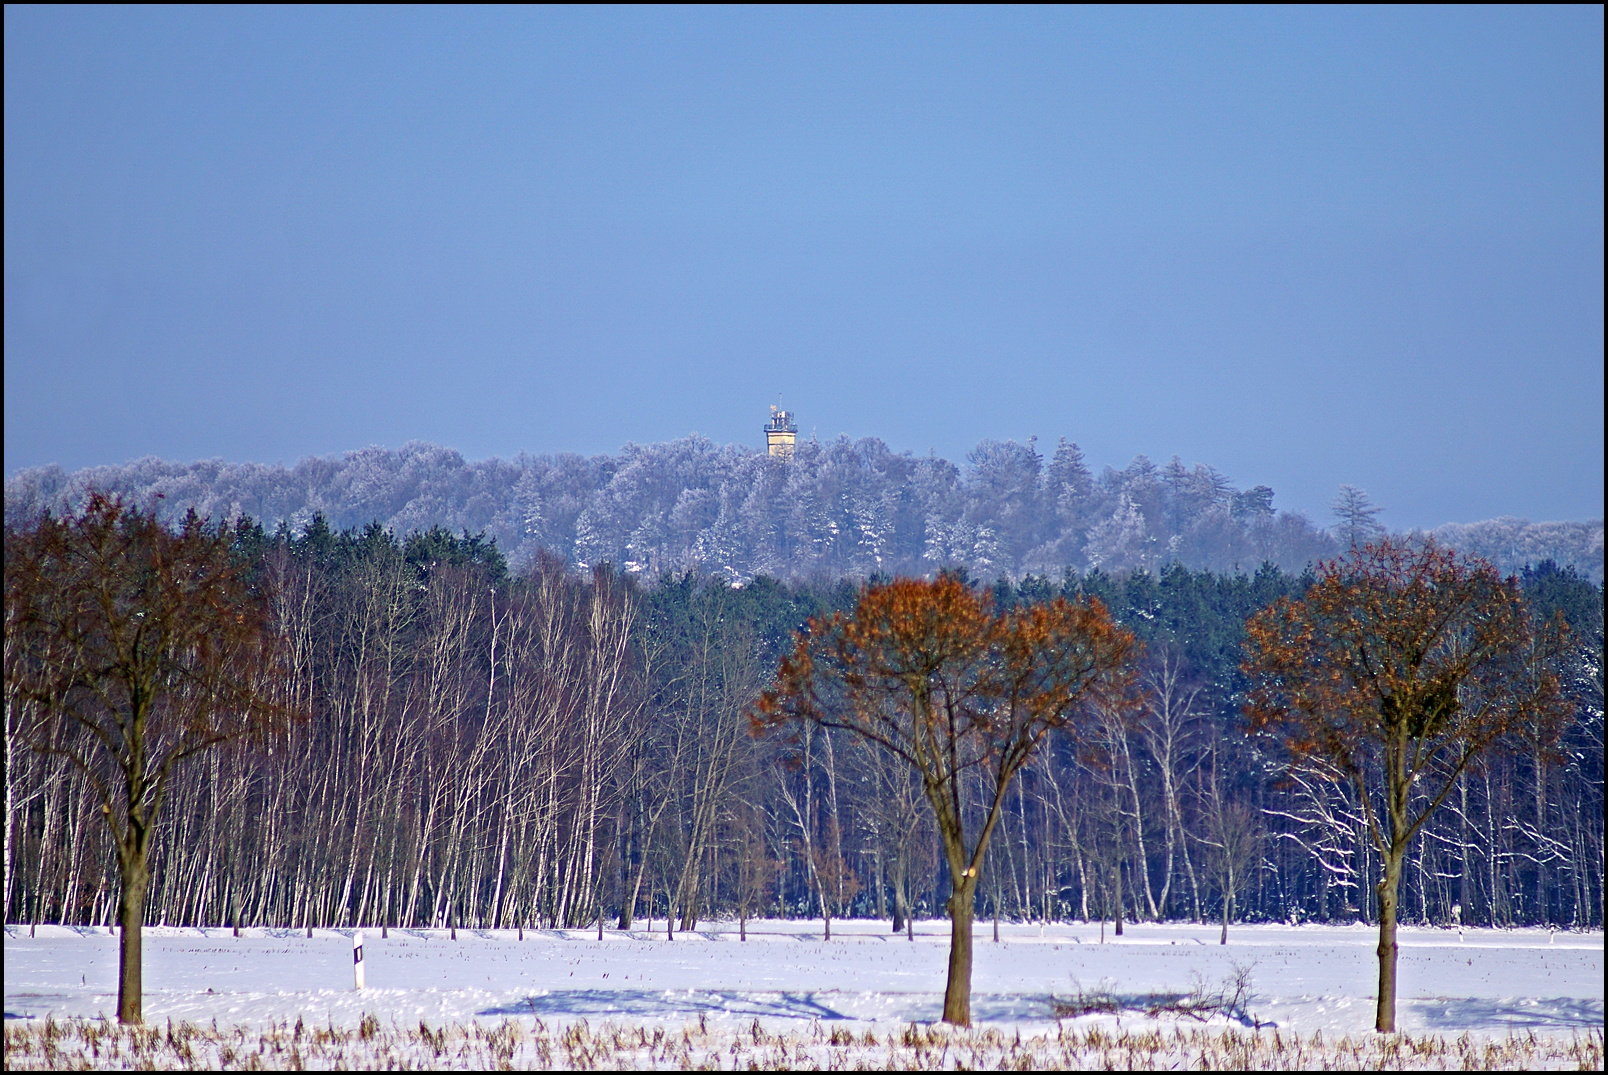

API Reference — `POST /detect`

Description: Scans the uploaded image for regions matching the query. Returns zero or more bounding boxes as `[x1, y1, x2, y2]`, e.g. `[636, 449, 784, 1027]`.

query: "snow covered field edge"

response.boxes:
[6, 920, 1603, 1069]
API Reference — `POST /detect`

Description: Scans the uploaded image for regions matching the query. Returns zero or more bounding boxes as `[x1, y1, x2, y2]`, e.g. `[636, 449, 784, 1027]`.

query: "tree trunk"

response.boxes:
[1220, 882, 1229, 945]
[620, 844, 650, 931]
[1533, 752, 1548, 926]
[116, 854, 150, 1025]
[1458, 771, 1471, 927]
[1374, 851, 1404, 1033]
[1113, 861, 1124, 936]
[941, 879, 976, 1025]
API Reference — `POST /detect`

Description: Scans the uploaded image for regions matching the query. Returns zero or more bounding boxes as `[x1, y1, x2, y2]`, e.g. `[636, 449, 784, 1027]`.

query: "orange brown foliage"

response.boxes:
[1240, 537, 1570, 1032]
[753, 574, 1139, 1024]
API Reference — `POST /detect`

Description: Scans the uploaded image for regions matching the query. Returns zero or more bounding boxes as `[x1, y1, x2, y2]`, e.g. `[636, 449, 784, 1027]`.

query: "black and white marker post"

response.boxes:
[353, 931, 365, 990]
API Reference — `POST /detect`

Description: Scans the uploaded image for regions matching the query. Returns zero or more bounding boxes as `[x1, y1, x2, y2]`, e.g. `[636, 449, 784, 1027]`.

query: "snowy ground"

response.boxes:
[5, 919, 1603, 1069]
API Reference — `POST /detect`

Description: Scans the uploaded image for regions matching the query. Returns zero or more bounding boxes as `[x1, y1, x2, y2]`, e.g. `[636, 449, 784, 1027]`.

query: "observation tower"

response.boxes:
[764, 405, 798, 459]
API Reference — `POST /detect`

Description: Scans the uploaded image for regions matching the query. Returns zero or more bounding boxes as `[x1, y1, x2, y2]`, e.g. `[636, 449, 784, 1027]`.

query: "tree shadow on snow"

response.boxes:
[1410, 997, 1605, 1031]
[479, 990, 1063, 1024]
[479, 989, 851, 1022]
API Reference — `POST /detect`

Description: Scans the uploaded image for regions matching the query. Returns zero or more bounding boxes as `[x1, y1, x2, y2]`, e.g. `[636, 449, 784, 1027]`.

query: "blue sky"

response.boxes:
[5, 6, 1602, 529]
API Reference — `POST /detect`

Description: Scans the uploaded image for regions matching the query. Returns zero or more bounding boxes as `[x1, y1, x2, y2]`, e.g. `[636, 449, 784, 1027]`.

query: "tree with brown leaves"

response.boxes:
[4, 496, 295, 1024]
[753, 575, 1139, 1025]
[1241, 538, 1570, 1033]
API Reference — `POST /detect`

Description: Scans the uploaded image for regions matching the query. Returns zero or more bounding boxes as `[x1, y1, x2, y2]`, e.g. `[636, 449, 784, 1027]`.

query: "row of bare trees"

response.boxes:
[7, 519, 1602, 955]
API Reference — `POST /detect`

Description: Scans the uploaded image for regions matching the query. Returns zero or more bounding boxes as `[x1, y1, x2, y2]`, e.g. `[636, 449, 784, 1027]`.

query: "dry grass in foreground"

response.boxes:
[4, 1014, 1602, 1071]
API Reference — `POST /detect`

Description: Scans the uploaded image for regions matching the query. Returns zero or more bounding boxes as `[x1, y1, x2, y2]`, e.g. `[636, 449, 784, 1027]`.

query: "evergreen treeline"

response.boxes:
[8, 437, 1602, 584]
[6, 517, 1601, 933]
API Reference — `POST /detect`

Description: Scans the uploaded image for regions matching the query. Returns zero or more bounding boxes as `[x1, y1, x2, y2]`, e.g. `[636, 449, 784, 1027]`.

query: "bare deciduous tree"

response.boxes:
[1199, 740, 1262, 945]
[4, 496, 294, 1024]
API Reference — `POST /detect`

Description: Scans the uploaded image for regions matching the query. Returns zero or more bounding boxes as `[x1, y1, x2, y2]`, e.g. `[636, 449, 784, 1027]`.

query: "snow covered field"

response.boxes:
[5, 919, 1602, 1069]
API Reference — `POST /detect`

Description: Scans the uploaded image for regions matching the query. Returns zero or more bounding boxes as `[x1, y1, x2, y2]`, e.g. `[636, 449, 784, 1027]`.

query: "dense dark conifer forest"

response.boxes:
[7, 514, 1601, 934]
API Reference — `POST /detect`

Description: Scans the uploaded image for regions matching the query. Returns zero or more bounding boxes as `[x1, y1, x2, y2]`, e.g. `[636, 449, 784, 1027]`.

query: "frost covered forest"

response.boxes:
[5, 514, 1602, 937]
[5, 436, 1602, 584]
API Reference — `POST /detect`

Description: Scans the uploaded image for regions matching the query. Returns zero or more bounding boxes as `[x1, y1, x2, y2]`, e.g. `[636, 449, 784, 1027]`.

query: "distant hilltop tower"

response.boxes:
[765, 405, 798, 459]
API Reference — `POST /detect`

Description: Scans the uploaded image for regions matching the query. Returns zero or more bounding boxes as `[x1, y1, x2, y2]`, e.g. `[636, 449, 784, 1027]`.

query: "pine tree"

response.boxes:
[1331, 485, 1385, 549]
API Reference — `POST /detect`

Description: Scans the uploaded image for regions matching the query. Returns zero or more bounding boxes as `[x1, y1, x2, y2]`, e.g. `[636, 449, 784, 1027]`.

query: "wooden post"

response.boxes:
[353, 931, 365, 990]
